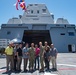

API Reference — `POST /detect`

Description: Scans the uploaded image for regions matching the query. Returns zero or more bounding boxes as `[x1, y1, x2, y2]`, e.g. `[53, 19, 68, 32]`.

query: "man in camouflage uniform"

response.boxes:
[44, 41, 50, 48]
[28, 43, 35, 72]
[39, 42, 44, 72]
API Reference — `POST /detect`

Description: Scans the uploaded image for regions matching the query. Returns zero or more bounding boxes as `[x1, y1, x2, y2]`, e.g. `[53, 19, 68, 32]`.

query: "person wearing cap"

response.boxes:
[50, 44, 58, 71]
[5, 42, 14, 72]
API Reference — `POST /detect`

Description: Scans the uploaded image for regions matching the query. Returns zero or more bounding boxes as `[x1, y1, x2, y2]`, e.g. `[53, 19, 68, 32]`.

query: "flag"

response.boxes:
[20, 2, 26, 10]
[18, 0, 24, 2]
[15, 0, 26, 11]
[16, 2, 19, 10]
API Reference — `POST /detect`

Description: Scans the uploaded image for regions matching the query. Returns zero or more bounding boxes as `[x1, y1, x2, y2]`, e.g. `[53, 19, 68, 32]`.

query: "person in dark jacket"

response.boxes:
[13, 44, 19, 71]
[44, 41, 50, 68]
[16, 44, 23, 72]
[44, 46, 50, 71]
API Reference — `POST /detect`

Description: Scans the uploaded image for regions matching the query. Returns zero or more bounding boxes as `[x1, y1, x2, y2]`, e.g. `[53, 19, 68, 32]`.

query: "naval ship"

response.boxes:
[0, 4, 76, 52]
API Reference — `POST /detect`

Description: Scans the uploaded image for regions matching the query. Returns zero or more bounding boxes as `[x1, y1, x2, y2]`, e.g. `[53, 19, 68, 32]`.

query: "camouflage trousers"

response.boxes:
[40, 56, 44, 69]
[29, 57, 35, 69]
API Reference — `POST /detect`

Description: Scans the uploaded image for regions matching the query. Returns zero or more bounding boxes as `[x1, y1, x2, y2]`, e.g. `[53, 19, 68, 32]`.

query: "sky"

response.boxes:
[0, 0, 76, 27]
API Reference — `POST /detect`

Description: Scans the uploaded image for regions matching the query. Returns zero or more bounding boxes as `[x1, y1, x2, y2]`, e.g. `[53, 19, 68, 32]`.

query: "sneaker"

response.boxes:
[54, 68, 57, 71]
[24, 69, 28, 72]
[39, 69, 44, 72]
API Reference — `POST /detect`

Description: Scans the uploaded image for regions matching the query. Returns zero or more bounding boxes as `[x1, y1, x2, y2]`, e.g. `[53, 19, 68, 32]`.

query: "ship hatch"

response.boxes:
[22, 30, 52, 46]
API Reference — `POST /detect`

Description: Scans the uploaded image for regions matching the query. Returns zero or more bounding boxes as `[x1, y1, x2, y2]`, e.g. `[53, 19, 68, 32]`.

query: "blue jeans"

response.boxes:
[34, 56, 39, 69]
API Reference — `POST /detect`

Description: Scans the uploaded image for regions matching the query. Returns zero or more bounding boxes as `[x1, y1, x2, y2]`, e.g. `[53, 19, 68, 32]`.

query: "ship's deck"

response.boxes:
[0, 53, 76, 75]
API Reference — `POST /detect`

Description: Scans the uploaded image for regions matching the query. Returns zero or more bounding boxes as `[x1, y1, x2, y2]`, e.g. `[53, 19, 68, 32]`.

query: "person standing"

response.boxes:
[39, 42, 44, 72]
[44, 47, 50, 71]
[44, 41, 50, 48]
[28, 43, 35, 72]
[44, 41, 50, 68]
[5, 43, 14, 72]
[34, 44, 40, 70]
[22, 43, 29, 72]
[13, 44, 19, 71]
[50, 44, 58, 71]
[16, 44, 23, 72]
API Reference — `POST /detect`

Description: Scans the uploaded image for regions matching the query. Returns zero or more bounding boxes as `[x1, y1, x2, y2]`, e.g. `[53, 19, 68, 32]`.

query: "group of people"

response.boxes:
[5, 41, 58, 72]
